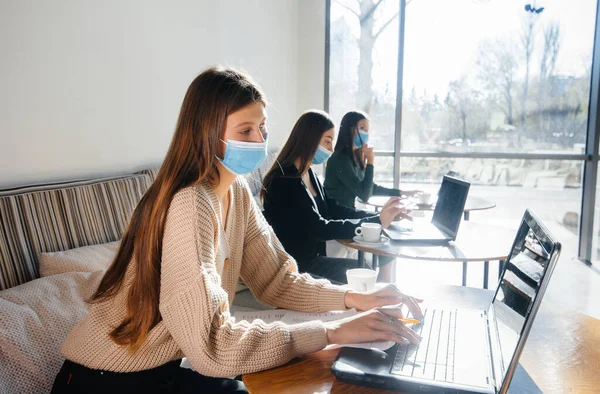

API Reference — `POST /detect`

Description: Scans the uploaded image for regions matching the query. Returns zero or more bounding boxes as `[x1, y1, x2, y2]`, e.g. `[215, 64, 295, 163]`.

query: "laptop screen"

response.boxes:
[489, 210, 560, 388]
[431, 176, 470, 238]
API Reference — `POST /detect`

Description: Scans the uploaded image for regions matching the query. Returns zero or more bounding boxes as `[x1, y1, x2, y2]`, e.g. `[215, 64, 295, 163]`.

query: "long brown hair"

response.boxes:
[334, 110, 369, 170]
[261, 110, 334, 200]
[91, 67, 266, 351]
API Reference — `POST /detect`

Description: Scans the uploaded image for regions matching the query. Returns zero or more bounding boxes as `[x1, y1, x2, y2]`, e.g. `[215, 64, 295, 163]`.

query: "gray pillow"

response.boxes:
[39, 241, 119, 277]
[0, 271, 103, 394]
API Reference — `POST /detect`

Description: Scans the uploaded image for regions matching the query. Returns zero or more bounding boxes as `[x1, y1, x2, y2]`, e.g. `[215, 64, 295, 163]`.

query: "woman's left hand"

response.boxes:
[344, 284, 424, 319]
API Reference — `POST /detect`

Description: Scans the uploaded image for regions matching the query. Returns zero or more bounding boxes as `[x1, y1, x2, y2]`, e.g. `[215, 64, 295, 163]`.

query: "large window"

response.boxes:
[328, 0, 599, 261]
[401, 0, 595, 154]
[329, 0, 399, 150]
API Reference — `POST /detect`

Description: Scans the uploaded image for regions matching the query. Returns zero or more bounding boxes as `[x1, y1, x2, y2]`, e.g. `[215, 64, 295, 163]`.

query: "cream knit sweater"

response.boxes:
[61, 177, 348, 377]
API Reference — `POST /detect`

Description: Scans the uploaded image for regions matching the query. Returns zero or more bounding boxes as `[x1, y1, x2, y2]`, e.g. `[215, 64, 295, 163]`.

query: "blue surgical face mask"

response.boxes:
[353, 130, 369, 147]
[312, 144, 333, 165]
[217, 138, 268, 175]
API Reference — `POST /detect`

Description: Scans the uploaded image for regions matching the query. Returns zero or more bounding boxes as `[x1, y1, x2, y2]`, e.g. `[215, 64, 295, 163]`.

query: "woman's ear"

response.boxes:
[216, 131, 226, 159]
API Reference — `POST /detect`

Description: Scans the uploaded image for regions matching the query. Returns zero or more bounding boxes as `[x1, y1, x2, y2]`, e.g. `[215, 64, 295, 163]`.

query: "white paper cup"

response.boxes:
[417, 192, 432, 205]
[346, 268, 377, 292]
[354, 223, 382, 242]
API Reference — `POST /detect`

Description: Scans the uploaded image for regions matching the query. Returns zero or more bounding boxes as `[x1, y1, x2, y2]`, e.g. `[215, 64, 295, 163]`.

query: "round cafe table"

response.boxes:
[357, 195, 496, 221]
[338, 221, 516, 288]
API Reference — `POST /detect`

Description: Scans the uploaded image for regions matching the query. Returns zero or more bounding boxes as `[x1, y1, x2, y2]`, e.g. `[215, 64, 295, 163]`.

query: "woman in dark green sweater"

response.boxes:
[324, 111, 419, 208]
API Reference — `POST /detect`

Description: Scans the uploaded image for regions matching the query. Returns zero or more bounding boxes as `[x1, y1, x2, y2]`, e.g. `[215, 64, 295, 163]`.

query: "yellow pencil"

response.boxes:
[398, 318, 420, 324]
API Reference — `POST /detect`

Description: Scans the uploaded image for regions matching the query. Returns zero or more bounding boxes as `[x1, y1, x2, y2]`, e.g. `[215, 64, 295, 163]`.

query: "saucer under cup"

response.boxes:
[353, 235, 390, 245]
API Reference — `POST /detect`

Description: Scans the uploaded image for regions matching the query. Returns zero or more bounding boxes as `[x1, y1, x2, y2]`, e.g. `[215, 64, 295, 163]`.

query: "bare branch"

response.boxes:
[334, 0, 360, 18]
[374, 11, 399, 39]
[360, 0, 384, 23]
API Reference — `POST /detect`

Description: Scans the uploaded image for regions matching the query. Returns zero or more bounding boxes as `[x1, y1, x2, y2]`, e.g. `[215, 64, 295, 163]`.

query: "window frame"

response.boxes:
[325, 0, 600, 263]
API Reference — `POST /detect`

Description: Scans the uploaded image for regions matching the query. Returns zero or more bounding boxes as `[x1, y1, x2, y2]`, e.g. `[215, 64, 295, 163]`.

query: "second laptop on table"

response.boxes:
[384, 175, 470, 245]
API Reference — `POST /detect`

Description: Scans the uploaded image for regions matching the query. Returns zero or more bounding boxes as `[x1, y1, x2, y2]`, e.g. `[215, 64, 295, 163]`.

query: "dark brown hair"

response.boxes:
[334, 110, 369, 169]
[261, 110, 334, 200]
[90, 67, 266, 351]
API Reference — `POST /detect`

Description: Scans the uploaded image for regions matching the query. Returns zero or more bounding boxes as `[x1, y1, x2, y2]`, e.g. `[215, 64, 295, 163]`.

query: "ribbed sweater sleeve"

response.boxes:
[357, 164, 376, 201]
[240, 185, 349, 311]
[158, 187, 329, 377]
[373, 183, 402, 197]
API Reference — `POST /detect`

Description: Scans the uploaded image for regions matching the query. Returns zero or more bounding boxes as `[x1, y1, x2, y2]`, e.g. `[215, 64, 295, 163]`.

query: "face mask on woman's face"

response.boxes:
[217, 137, 268, 175]
[312, 144, 333, 165]
[353, 129, 369, 147]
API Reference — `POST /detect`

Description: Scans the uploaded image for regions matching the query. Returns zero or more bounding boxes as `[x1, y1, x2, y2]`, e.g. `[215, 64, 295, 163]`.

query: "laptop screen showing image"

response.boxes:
[431, 176, 470, 238]
[489, 210, 561, 390]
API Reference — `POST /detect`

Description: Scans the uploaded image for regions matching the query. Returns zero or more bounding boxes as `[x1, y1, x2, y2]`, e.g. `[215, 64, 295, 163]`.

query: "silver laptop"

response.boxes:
[384, 175, 470, 245]
[332, 209, 561, 394]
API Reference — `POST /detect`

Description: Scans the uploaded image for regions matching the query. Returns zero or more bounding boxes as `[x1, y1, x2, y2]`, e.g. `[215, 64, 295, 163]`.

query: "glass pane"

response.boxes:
[373, 155, 395, 186]
[401, 0, 597, 154]
[594, 170, 600, 261]
[374, 157, 582, 257]
[329, 0, 399, 150]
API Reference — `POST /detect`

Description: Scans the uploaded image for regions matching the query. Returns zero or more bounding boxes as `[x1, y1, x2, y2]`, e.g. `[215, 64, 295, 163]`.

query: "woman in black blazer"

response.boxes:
[261, 110, 408, 283]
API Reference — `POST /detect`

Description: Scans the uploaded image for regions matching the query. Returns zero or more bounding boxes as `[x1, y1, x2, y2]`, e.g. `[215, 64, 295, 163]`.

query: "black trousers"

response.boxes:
[50, 359, 248, 394]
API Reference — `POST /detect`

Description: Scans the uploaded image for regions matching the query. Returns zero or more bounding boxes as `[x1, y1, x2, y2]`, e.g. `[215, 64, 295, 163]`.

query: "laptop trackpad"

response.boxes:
[334, 346, 396, 376]
[453, 311, 490, 388]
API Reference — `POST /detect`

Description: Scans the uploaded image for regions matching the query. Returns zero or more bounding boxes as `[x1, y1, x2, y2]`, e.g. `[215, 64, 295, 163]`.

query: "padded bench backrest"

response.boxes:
[0, 174, 152, 290]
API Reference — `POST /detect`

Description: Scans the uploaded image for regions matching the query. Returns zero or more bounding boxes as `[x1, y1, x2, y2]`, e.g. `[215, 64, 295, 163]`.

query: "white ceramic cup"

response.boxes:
[417, 192, 432, 204]
[354, 223, 382, 242]
[346, 268, 378, 292]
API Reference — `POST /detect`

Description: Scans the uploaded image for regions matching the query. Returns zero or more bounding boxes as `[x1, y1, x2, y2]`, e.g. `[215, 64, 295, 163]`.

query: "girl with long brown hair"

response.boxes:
[52, 68, 423, 394]
[262, 110, 408, 283]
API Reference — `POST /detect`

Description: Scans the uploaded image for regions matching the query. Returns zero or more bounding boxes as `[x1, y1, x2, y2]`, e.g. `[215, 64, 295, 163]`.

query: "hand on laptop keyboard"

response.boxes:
[391, 309, 457, 383]
[324, 307, 423, 346]
[345, 283, 424, 320]
[380, 197, 412, 228]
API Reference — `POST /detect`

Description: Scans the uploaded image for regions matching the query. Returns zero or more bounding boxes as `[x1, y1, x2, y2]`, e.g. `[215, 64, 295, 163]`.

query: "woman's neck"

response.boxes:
[294, 159, 308, 175]
[213, 162, 237, 201]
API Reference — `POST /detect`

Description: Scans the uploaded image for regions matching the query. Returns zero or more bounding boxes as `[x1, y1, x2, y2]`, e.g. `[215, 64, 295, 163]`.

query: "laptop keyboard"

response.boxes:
[390, 309, 457, 382]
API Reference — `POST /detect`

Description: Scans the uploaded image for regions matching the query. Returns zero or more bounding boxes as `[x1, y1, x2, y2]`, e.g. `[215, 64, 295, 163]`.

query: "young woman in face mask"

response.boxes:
[261, 110, 410, 284]
[51, 69, 423, 394]
[324, 111, 420, 209]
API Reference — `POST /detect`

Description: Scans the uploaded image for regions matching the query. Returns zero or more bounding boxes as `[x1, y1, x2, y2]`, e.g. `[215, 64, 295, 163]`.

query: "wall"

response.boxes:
[296, 0, 326, 115]
[0, 0, 326, 188]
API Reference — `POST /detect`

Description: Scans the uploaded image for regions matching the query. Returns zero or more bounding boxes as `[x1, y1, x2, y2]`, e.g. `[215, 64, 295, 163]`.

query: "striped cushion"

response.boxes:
[243, 151, 278, 198]
[135, 167, 160, 183]
[0, 175, 151, 290]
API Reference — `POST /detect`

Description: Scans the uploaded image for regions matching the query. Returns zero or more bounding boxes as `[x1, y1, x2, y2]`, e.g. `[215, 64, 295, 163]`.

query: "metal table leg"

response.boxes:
[462, 210, 469, 287]
[483, 261, 489, 289]
[358, 251, 365, 268]
[498, 259, 505, 278]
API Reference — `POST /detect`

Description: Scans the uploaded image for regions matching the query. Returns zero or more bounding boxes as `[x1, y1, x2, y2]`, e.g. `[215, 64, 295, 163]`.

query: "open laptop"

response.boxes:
[332, 209, 561, 394]
[384, 175, 470, 245]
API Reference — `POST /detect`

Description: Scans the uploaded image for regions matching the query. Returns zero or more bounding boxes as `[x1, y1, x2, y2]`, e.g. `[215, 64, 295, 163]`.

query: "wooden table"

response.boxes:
[358, 195, 496, 221]
[339, 221, 516, 288]
[243, 285, 600, 394]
